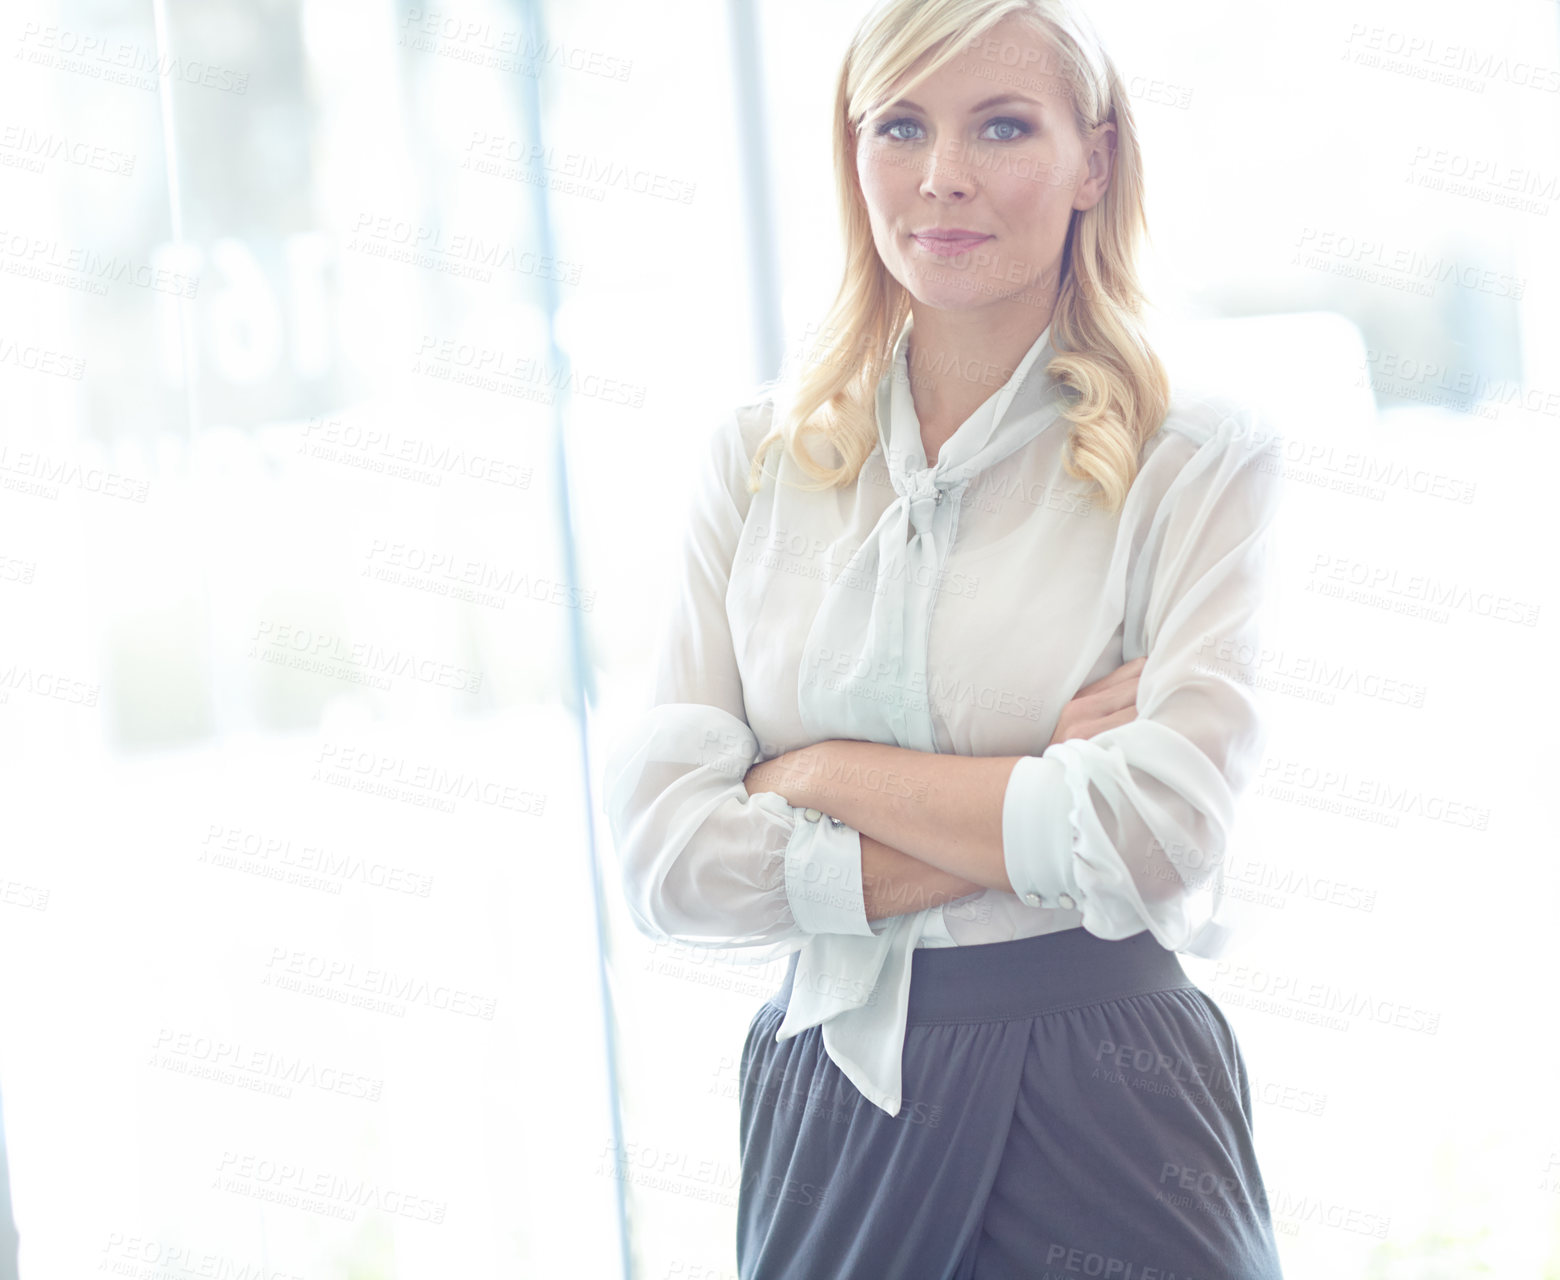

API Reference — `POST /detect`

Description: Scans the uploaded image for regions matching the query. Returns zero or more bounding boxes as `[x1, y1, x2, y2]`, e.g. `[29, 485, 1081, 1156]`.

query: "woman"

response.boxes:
[603, 0, 1287, 1275]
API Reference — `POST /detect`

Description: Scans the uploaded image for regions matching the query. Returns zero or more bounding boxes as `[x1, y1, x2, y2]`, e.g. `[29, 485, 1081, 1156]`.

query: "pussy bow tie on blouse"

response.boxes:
[773, 315, 1069, 1117]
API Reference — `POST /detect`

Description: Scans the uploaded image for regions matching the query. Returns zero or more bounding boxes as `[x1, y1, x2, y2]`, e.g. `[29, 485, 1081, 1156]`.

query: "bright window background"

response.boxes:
[1, 2, 1557, 1279]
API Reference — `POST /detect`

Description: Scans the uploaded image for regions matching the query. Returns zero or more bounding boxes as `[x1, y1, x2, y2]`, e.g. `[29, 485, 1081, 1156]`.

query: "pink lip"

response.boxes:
[911, 232, 992, 258]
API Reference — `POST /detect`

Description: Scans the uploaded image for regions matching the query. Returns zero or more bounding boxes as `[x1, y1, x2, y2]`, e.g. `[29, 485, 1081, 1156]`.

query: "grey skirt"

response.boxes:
[736, 926, 1285, 1279]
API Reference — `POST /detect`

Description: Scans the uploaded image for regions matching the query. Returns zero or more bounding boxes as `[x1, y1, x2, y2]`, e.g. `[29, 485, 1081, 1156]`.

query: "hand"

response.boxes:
[1046, 656, 1146, 750]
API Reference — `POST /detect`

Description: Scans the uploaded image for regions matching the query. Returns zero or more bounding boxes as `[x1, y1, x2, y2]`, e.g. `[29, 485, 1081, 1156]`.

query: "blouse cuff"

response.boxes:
[1002, 752, 1084, 912]
[782, 805, 880, 937]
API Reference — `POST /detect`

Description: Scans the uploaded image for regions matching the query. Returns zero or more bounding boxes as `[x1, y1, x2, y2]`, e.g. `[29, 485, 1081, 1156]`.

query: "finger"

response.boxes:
[1075, 655, 1147, 697]
[1086, 704, 1139, 737]
[1051, 698, 1139, 746]
[1081, 672, 1142, 718]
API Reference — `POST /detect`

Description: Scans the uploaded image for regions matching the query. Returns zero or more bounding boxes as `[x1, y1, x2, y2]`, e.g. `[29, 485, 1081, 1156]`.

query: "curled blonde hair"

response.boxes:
[746, 0, 1169, 515]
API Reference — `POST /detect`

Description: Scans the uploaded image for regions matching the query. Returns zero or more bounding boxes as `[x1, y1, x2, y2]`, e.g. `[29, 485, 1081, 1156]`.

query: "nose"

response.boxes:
[920, 137, 978, 201]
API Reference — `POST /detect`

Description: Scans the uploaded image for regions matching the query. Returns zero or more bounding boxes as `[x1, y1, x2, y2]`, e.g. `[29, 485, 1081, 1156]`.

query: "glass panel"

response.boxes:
[0, 1, 623, 1275]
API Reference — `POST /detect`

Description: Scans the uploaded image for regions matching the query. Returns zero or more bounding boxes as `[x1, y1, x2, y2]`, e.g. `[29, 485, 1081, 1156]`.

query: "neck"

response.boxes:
[904, 294, 1058, 459]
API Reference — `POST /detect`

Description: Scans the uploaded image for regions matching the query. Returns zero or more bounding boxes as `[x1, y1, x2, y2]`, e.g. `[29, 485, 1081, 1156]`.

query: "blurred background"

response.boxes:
[0, 0, 1557, 1276]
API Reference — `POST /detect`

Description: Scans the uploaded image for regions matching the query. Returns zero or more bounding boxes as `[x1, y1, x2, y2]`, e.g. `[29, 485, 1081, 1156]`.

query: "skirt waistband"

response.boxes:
[767, 925, 1197, 1028]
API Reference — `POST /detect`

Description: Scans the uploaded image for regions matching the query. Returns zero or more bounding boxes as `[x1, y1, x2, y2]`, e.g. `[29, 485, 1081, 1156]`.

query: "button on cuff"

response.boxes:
[1002, 752, 1083, 911]
[782, 807, 875, 937]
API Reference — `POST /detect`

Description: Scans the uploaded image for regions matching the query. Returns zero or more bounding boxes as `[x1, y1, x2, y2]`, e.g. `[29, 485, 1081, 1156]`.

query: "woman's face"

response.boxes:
[855, 15, 1114, 318]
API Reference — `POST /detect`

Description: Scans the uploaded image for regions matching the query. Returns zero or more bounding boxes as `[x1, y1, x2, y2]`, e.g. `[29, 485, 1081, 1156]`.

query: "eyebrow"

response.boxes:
[885, 93, 1046, 114]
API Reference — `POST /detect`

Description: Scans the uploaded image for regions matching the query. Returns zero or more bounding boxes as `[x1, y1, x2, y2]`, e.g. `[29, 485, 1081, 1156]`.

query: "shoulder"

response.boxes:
[1127, 384, 1286, 530]
[689, 392, 778, 516]
[1149, 383, 1281, 456]
[1140, 384, 1284, 481]
[730, 392, 778, 468]
[711, 388, 832, 478]
[707, 385, 848, 492]
[696, 390, 775, 462]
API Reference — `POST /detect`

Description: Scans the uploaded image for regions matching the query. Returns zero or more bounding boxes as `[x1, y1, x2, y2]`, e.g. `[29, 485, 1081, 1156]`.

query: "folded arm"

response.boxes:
[603, 407, 967, 961]
[744, 744, 1019, 894]
[743, 411, 1285, 953]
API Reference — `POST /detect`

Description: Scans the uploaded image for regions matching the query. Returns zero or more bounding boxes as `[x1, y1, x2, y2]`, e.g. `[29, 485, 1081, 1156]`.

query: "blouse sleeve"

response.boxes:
[1000, 407, 1284, 957]
[601, 405, 888, 966]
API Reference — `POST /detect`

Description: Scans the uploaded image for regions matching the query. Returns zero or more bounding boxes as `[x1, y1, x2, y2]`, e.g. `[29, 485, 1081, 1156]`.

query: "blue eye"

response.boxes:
[984, 117, 1031, 142]
[873, 117, 922, 141]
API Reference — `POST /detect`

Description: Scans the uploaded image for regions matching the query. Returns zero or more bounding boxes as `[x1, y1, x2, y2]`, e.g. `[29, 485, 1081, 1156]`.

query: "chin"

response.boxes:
[901, 270, 1003, 311]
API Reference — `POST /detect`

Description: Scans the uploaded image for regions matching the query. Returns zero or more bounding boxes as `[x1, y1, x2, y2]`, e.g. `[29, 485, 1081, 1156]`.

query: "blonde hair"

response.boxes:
[746, 0, 1169, 516]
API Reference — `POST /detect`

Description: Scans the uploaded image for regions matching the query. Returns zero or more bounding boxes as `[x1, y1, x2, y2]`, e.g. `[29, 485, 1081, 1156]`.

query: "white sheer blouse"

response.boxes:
[601, 315, 1286, 1117]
